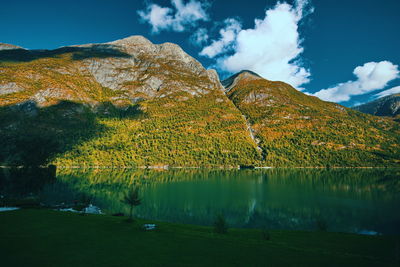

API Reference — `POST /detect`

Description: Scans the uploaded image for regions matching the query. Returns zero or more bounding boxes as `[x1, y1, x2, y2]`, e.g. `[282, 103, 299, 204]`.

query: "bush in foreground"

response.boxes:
[214, 214, 228, 234]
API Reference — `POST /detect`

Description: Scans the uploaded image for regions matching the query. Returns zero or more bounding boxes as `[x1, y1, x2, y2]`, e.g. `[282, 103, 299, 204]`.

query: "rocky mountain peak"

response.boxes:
[107, 35, 200, 66]
[222, 70, 263, 92]
[109, 35, 154, 47]
[0, 36, 225, 107]
[237, 70, 262, 78]
[77, 36, 223, 100]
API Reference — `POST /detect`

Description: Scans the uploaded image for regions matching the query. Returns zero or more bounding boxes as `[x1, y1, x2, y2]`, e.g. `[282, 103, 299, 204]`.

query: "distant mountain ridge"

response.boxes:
[353, 94, 400, 117]
[0, 36, 399, 167]
[0, 43, 23, 51]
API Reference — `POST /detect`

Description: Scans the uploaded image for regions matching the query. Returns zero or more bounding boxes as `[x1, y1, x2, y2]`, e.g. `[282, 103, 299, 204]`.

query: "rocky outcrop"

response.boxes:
[242, 92, 273, 104]
[207, 69, 225, 91]
[0, 82, 25, 95]
[0, 35, 228, 108]
[75, 36, 221, 101]
[82, 57, 139, 91]
[32, 88, 80, 106]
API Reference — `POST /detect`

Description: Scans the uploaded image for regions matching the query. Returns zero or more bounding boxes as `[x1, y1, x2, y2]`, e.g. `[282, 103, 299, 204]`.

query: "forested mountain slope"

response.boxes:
[0, 37, 398, 167]
[224, 71, 400, 167]
[0, 36, 259, 167]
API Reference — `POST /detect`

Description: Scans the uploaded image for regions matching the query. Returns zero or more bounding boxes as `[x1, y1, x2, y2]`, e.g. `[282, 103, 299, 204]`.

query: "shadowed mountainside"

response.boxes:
[0, 45, 132, 63]
[0, 100, 144, 166]
[353, 93, 400, 118]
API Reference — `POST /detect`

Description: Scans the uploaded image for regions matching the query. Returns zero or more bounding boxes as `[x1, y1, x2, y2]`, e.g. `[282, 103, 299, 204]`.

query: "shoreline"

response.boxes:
[1, 165, 398, 170]
[0, 207, 390, 236]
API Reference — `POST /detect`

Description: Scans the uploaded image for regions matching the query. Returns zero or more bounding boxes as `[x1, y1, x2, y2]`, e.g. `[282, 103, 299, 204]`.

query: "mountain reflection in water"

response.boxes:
[1, 168, 399, 234]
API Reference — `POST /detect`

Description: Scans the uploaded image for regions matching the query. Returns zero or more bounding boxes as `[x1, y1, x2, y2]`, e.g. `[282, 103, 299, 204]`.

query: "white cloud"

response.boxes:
[200, 18, 241, 57]
[313, 61, 399, 102]
[138, 0, 209, 33]
[374, 86, 400, 98]
[200, 0, 312, 89]
[190, 28, 209, 46]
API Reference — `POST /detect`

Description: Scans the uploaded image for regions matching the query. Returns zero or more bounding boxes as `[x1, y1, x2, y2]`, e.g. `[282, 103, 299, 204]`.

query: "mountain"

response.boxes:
[0, 43, 23, 51]
[223, 71, 400, 167]
[353, 94, 400, 117]
[0, 36, 259, 167]
[0, 37, 399, 167]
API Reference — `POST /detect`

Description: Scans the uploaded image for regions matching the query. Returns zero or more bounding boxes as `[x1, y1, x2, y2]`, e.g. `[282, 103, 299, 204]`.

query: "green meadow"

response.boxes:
[0, 209, 398, 267]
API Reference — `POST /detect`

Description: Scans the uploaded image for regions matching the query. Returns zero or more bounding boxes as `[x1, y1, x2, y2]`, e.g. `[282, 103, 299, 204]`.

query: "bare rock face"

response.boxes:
[0, 82, 25, 95]
[0, 35, 227, 109]
[75, 36, 220, 101]
[243, 92, 273, 104]
[207, 69, 225, 91]
[82, 57, 139, 91]
[32, 88, 81, 106]
[145, 76, 163, 91]
[108, 36, 204, 72]
[108, 35, 156, 54]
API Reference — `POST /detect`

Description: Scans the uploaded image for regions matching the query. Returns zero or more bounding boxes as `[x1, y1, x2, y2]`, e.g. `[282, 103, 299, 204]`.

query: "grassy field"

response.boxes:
[0, 209, 398, 266]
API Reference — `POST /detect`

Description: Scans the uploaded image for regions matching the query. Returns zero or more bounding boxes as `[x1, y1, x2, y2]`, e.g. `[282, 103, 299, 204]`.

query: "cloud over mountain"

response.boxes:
[313, 61, 399, 102]
[138, 0, 209, 33]
[199, 18, 242, 57]
[200, 0, 313, 89]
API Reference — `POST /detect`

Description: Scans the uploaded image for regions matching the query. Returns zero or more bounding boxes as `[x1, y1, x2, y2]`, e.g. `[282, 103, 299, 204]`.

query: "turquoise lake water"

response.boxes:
[1, 168, 399, 234]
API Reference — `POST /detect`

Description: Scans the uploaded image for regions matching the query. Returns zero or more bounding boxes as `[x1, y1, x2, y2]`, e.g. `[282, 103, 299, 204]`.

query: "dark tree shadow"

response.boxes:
[0, 167, 56, 201]
[0, 44, 131, 63]
[0, 100, 145, 167]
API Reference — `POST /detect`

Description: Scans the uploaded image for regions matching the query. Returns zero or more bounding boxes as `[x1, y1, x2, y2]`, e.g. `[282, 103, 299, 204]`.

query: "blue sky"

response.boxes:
[1, 0, 399, 106]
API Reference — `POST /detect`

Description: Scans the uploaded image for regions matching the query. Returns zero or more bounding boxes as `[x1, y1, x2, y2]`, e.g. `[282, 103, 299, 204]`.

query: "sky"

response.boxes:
[1, 0, 399, 107]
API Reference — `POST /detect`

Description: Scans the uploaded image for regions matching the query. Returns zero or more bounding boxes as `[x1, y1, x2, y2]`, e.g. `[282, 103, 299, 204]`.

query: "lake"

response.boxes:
[1, 168, 399, 234]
